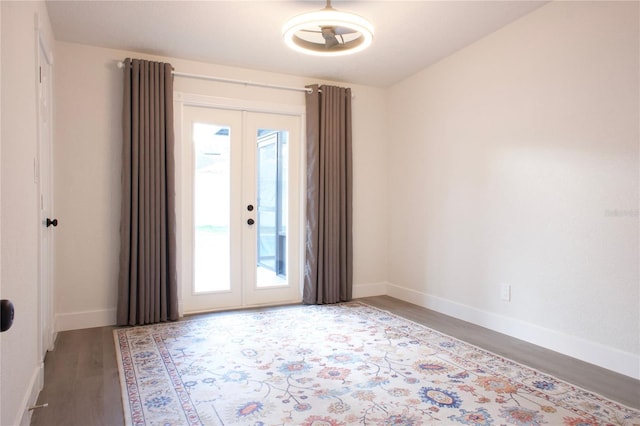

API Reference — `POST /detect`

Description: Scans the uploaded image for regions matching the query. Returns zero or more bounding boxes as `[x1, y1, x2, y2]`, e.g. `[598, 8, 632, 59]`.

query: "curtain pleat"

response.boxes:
[117, 58, 178, 326]
[303, 84, 353, 304]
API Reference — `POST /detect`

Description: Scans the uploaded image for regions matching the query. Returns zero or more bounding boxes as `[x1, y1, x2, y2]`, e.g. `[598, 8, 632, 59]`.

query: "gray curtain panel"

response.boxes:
[303, 84, 353, 304]
[117, 58, 179, 326]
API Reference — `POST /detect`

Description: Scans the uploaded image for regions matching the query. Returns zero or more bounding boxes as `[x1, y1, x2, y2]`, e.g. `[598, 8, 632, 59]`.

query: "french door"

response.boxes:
[181, 105, 302, 313]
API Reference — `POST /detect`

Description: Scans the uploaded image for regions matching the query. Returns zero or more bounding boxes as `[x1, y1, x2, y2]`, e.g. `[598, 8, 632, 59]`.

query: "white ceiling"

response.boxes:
[46, 1, 547, 88]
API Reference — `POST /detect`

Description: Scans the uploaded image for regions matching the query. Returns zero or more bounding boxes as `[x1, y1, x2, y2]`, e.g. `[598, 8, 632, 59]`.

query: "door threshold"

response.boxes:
[182, 300, 303, 319]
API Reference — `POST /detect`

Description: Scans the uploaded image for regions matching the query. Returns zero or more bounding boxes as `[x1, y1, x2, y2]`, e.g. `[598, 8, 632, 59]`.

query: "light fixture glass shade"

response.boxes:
[282, 7, 374, 56]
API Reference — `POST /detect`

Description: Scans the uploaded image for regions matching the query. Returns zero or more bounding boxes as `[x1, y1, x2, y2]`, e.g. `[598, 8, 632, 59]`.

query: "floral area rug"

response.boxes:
[114, 302, 640, 425]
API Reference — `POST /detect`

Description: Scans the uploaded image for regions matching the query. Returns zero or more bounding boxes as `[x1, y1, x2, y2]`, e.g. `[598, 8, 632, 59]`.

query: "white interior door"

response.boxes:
[181, 106, 301, 313]
[37, 35, 55, 358]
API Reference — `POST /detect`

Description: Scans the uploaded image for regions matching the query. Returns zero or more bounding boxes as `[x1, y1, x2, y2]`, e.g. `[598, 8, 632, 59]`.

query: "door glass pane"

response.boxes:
[256, 129, 288, 288]
[194, 123, 230, 293]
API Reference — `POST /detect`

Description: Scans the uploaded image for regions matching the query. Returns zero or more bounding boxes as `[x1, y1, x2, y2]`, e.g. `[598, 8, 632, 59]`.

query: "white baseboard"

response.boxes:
[55, 308, 117, 332]
[353, 281, 388, 298]
[16, 363, 44, 426]
[387, 283, 640, 380]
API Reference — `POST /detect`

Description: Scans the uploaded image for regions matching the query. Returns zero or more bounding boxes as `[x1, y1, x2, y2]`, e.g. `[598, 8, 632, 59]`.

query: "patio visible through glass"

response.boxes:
[193, 123, 230, 293]
[256, 129, 288, 288]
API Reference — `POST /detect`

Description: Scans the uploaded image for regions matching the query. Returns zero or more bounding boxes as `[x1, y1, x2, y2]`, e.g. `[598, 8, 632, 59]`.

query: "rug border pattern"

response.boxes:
[153, 333, 202, 425]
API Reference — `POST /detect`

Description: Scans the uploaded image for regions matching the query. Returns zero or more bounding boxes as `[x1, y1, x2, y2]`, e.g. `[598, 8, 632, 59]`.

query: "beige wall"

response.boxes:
[387, 1, 639, 378]
[1, 2, 55, 424]
[53, 42, 389, 329]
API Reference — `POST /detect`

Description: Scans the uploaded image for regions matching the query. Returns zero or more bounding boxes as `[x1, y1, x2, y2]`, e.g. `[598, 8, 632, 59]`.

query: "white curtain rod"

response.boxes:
[116, 61, 313, 94]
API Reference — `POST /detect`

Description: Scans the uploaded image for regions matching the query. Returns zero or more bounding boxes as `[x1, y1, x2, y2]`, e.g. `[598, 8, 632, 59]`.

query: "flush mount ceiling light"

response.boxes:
[282, 0, 374, 57]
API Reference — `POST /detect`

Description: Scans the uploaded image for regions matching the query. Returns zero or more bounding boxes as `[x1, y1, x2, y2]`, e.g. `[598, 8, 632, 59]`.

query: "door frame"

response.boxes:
[174, 92, 306, 315]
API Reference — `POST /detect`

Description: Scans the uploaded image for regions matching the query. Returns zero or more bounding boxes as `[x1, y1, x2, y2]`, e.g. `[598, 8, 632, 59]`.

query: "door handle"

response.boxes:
[247, 204, 254, 211]
[46, 218, 58, 227]
[1, 299, 14, 332]
[247, 218, 255, 225]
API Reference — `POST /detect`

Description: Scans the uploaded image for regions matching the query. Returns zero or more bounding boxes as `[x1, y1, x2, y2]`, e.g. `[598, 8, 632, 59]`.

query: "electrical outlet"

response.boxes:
[500, 284, 511, 302]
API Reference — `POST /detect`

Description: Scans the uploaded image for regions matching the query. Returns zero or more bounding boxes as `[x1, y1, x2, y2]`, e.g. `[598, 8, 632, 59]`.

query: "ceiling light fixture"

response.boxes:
[282, 0, 374, 57]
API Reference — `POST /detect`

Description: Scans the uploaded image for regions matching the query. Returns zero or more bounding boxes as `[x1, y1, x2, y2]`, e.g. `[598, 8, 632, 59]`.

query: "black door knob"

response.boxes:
[46, 218, 58, 227]
[247, 204, 254, 211]
[247, 218, 255, 225]
[1, 299, 14, 332]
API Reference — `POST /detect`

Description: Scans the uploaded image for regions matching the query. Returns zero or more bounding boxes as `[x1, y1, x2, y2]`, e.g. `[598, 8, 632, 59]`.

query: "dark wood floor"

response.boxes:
[31, 296, 640, 425]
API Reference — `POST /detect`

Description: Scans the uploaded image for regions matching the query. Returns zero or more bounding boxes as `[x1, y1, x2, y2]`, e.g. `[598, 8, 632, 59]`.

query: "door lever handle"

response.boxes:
[46, 218, 58, 227]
